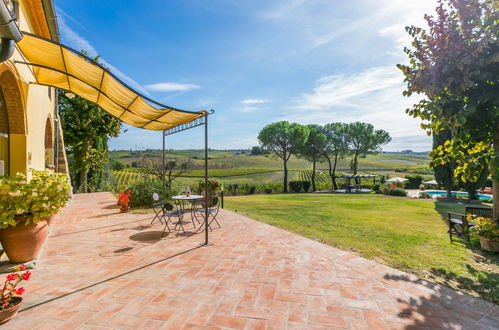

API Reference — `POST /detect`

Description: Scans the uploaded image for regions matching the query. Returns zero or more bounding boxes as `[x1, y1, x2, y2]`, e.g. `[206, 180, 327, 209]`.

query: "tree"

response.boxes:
[258, 121, 309, 192]
[344, 122, 391, 175]
[59, 90, 121, 193]
[433, 129, 456, 198]
[398, 0, 498, 219]
[322, 123, 348, 190]
[297, 125, 327, 191]
[251, 146, 263, 155]
[141, 158, 191, 191]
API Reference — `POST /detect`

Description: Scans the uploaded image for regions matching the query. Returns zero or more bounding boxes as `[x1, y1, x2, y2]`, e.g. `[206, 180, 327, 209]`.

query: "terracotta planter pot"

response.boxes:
[120, 206, 130, 213]
[0, 297, 22, 325]
[0, 217, 49, 263]
[479, 236, 499, 252]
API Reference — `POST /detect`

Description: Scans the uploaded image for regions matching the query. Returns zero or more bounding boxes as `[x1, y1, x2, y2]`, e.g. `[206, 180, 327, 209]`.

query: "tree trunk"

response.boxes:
[283, 159, 288, 193]
[353, 154, 360, 185]
[79, 142, 90, 193]
[326, 155, 335, 190]
[352, 154, 358, 175]
[312, 158, 316, 191]
[332, 153, 339, 190]
[493, 129, 499, 221]
[79, 169, 88, 193]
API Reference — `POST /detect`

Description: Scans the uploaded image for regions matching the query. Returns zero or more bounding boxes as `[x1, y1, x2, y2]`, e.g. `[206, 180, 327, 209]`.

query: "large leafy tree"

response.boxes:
[297, 124, 327, 191]
[258, 121, 309, 192]
[322, 123, 348, 190]
[344, 122, 391, 175]
[398, 0, 498, 219]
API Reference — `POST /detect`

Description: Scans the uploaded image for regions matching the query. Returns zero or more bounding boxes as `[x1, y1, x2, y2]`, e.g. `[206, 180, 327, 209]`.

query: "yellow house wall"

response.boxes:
[0, 0, 56, 175]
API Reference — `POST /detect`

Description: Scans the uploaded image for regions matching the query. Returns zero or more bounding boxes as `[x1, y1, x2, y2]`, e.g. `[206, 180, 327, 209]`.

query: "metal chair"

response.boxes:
[162, 202, 183, 237]
[194, 196, 221, 232]
[151, 192, 165, 225]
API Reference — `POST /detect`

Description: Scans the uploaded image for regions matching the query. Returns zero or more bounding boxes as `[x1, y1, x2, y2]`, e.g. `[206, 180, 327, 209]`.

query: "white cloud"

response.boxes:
[144, 82, 200, 92]
[56, 8, 150, 96]
[241, 99, 269, 104]
[282, 66, 430, 151]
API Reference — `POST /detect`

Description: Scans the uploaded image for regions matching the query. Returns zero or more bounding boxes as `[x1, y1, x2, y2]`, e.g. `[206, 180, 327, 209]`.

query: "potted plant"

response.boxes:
[0, 264, 31, 325]
[118, 190, 131, 212]
[470, 215, 499, 252]
[0, 170, 71, 263]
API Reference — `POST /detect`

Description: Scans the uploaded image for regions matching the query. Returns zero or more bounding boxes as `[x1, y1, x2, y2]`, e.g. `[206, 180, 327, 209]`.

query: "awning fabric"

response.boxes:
[15, 32, 205, 131]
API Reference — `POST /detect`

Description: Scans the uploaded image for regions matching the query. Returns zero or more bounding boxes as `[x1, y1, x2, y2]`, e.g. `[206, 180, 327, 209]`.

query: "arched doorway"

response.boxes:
[0, 67, 27, 175]
[44, 116, 54, 169]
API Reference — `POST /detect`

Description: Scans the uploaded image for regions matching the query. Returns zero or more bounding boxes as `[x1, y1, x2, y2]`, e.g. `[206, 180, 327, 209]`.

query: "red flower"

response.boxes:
[18, 265, 26, 271]
[2, 301, 8, 307]
[6, 274, 16, 282]
[15, 287, 25, 295]
[22, 271, 31, 281]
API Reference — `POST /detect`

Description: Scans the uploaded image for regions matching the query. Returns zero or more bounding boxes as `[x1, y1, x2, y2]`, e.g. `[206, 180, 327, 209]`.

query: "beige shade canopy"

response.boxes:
[15, 32, 205, 131]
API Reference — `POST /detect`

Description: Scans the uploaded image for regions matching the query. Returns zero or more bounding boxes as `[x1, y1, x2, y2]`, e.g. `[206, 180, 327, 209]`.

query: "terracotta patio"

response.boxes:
[2, 192, 497, 329]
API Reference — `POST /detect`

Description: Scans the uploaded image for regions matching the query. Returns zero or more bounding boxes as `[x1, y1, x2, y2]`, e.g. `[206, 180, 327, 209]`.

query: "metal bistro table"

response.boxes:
[171, 194, 203, 232]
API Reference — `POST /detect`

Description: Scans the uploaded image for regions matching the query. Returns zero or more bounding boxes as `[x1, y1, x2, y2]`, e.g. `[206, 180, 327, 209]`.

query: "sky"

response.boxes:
[55, 0, 439, 152]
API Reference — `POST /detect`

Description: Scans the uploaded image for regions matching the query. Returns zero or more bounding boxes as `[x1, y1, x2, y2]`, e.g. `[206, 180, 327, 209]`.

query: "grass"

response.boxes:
[225, 193, 499, 303]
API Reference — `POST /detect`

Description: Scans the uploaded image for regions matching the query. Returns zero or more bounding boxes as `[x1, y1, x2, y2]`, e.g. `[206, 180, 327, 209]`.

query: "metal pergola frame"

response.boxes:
[162, 110, 214, 246]
[332, 174, 378, 193]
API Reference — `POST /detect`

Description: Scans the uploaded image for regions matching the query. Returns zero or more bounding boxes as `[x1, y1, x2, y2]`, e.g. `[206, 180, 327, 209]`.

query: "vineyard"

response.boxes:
[299, 170, 328, 183]
[112, 170, 155, 185]
[112, 168, 284, 186]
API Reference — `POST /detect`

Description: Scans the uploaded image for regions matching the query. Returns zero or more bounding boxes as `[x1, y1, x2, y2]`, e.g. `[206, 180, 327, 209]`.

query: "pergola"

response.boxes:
[332, 174, 378, 193]
[14, 32, 213, 245]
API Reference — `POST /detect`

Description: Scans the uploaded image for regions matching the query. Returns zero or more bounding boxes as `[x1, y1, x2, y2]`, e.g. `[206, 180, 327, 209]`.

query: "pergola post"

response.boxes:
[162, 130, 166, 200]
[203, 112, 210, 246]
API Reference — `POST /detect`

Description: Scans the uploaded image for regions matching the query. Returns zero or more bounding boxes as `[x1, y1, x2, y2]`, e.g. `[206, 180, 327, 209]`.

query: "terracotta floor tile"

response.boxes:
[0, 192, 494, 330]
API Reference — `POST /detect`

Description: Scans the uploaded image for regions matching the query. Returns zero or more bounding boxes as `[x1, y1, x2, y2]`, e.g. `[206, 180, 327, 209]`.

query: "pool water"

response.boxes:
[422, 191, 492, 200]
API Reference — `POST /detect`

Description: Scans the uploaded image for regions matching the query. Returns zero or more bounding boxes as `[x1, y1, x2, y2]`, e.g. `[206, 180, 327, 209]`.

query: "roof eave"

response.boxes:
[40, 0, 59, 42]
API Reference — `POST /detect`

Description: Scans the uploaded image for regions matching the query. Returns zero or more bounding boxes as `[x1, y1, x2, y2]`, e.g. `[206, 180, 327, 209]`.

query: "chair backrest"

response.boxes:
[152, 192, 160, 201]
[211, 196, 219, 208]
[465, 207, 493, 219]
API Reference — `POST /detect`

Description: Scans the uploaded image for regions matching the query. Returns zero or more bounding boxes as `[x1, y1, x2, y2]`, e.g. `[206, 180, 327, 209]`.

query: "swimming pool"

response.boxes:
[421, 191, 492, 200]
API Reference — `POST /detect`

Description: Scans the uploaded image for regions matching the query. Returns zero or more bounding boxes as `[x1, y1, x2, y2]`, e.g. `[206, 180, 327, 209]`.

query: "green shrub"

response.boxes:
[404, 175, 423, 189]
[419, 192, 432, 199]
[389, 188, 408, 197]
[248, 186, 256, 194]
[264, 188, 272, 194]
[289, 181, 303, 193]
[125, 181, 170, 207]
[302, 181, 311, 192]
[381, 185, 391, 195]
[373, 183, 381, 193]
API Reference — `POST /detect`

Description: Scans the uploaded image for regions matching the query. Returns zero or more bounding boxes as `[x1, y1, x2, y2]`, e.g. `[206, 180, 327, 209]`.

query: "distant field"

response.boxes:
[110, 149, 431, 187]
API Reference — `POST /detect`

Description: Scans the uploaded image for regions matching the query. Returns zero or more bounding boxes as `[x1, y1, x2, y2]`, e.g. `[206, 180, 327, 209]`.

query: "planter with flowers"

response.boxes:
[0, 171, 71, 263]
[118, 190, 131, 212]
[0, 264, 31, 325]
[470, 215, 499, 252]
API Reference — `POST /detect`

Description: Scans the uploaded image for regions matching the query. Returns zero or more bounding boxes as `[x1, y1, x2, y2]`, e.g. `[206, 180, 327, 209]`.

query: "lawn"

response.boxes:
[225, 193, 499, 303]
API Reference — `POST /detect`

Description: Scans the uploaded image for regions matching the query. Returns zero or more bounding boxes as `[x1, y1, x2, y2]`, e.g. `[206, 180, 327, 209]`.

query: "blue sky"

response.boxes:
[56, 0, 437, 151]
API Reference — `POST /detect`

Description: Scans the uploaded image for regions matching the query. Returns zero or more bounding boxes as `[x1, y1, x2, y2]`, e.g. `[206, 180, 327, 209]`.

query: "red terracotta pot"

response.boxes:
[0, 297, 22, 325]
[0, 217, 49, 263]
